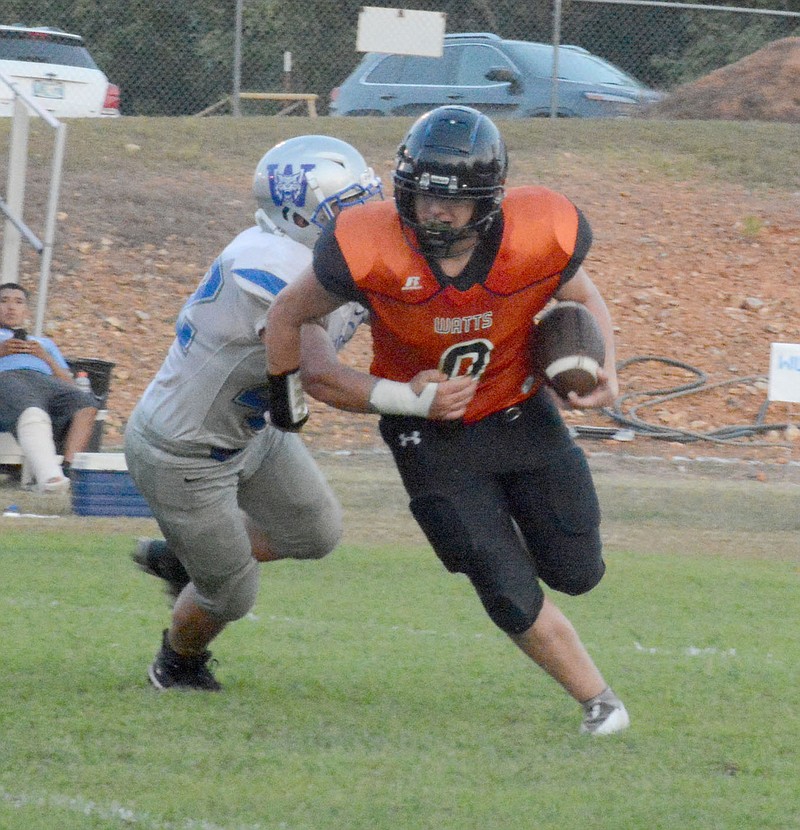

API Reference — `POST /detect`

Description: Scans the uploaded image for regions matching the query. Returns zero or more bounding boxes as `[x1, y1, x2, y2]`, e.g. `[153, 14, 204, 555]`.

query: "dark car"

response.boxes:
[330, 32, 663, 119]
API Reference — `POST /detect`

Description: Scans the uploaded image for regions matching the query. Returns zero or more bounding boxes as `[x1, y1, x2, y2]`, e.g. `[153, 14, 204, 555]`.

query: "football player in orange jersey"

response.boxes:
[265, 106, 629, 736]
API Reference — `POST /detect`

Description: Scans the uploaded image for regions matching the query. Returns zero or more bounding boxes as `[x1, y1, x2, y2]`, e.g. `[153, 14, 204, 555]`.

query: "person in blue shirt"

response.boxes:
[0, 282, 97, 492]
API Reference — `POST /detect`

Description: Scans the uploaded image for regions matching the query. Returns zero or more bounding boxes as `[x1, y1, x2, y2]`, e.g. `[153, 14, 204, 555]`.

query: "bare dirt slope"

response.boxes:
[6, 93, 800, 478]
[648, 37, 800, 123]
[36, 167, 799, 476]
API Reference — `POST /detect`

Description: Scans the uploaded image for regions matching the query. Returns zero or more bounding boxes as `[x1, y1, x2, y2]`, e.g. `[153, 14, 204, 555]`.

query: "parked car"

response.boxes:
[0, 24, 120, 118]
[330, 32, 663, 119]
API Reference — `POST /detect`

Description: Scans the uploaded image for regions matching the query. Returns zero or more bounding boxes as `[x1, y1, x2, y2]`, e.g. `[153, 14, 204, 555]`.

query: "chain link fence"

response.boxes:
[1, 1, 799, 116]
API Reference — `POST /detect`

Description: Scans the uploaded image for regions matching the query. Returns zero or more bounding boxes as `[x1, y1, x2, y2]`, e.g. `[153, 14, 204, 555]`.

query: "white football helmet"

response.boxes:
[253, 135, 383, 248]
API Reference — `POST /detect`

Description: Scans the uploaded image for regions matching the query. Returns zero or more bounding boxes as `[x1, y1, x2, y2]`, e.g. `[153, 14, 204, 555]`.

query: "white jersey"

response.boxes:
[134, 225, 367, 452]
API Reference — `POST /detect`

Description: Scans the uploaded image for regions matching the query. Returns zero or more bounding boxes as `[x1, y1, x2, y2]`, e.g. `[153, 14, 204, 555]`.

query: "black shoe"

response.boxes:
[133, 538, 191, 605]
[148, 629, 222, 692]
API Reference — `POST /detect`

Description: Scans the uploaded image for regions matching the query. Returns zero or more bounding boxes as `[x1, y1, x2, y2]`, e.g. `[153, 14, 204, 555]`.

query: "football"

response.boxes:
[531, 301, 606, 398]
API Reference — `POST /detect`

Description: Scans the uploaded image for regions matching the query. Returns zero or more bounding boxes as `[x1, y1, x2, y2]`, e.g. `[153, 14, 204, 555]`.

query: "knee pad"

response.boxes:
[410, 492, 544, 635]
[549, 550, 605, 596]
[262, 493, 343, 561]
[194, 558, 260, 622]
[506, 445, 604, 598]
[474, 584, 544, 635]
[290, 511, 342, 560]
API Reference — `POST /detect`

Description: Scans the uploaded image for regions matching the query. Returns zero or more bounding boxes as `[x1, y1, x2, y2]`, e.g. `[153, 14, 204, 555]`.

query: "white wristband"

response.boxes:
[369, 379, 437, 417]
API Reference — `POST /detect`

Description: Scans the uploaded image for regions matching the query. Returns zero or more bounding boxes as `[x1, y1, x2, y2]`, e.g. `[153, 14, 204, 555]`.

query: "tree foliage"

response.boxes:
[6, 0, 798, 114]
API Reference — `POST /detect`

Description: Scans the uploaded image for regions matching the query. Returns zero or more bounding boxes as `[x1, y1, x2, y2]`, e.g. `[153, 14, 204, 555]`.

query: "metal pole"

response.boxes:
[33, 121, 67, 337]
[1, 97, 29, 283]
[232, 0, 243, 117]
[283, 51, 292, 92]
[550, 0, 562, 119]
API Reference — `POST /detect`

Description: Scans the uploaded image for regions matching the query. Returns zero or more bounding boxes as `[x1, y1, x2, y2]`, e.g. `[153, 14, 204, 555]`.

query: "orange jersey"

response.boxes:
[328, 186, 590, 423]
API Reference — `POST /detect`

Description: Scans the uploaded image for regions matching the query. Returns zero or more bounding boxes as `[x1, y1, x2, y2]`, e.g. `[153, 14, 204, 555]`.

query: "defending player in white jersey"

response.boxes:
[124, 136, 382, 691]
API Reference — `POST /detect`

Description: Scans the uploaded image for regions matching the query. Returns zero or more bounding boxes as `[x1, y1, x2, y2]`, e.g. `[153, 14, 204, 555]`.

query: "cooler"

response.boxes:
[70, 452, 153, 517]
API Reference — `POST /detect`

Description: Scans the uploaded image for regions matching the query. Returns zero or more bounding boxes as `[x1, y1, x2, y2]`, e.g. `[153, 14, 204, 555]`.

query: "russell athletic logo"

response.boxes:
[401, 276, 423, 292]
[268, 163, 315, 208]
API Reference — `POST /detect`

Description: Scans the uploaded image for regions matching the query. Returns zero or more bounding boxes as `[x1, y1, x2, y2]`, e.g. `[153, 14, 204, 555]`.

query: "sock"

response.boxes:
[581, 687, 621, 711]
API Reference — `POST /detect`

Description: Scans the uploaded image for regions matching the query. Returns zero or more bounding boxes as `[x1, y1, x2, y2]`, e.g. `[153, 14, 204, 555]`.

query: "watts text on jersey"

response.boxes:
[433, 312, 493, 335]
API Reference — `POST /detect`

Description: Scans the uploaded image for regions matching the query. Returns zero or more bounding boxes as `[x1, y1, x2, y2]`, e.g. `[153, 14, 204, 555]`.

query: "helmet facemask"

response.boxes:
[306, 169, 383, 229]
[394, 179, 503, 259]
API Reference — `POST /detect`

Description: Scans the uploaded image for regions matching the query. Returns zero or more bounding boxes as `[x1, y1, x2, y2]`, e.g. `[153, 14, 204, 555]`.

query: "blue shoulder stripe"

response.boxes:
[233, 268, 287, 295]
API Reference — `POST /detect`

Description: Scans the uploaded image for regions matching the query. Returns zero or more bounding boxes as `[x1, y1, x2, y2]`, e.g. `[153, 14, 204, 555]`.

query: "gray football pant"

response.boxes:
[124, 423, 342, 620]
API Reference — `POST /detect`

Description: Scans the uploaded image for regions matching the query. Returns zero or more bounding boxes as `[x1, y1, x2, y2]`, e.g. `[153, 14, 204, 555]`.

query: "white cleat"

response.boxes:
[580, 693, 630, 736]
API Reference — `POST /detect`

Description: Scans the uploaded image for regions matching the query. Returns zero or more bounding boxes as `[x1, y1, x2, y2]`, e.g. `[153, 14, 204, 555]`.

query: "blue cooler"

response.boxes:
[70, 452, 153, 517]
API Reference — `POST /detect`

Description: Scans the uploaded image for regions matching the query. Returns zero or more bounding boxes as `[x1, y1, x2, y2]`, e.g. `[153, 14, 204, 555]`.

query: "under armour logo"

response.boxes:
[398, 431, 421, 447]
[401, 276, 423, 291]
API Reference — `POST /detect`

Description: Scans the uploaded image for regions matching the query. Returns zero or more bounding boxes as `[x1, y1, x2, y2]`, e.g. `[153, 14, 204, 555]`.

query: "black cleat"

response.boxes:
[132, 538, 191, 605]
[148, 629, 221, 692]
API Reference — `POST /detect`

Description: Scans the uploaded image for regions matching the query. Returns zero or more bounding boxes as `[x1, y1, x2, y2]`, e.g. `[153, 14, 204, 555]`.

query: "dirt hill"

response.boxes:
[5, 115, 800, 476]
[648, 37, 800, 122]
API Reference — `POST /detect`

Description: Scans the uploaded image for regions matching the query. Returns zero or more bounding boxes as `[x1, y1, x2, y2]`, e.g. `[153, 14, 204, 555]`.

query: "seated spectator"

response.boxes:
[0, 282, 98, 493]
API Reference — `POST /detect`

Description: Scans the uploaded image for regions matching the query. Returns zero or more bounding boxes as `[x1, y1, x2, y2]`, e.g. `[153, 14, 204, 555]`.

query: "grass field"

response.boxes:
[1, 111, 799, 828]
[6, 114, 800, 190]
[1, 455, 798, 830]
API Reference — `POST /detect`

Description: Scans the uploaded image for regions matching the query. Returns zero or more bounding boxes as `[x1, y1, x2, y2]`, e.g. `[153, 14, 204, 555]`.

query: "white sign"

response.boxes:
[768, 342, 800, 403]
[356, 6, 446, 56]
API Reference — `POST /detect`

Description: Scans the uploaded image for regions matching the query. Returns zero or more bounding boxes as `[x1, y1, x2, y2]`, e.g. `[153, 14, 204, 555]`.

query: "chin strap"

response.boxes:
[401, 222, 480, 260]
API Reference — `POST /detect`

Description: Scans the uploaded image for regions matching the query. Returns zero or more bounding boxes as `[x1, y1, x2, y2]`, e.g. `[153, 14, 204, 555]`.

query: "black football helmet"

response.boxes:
[393, 105, 508, 258]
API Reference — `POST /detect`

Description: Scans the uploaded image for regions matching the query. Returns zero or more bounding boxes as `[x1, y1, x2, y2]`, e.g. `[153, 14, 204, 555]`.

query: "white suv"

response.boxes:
[0, 24, 120, 118]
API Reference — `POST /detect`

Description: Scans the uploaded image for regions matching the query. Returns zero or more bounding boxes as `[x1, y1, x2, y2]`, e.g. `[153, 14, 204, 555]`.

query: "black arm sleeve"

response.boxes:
[559, 208, 593, 286]
[313, 224, 371, 306]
